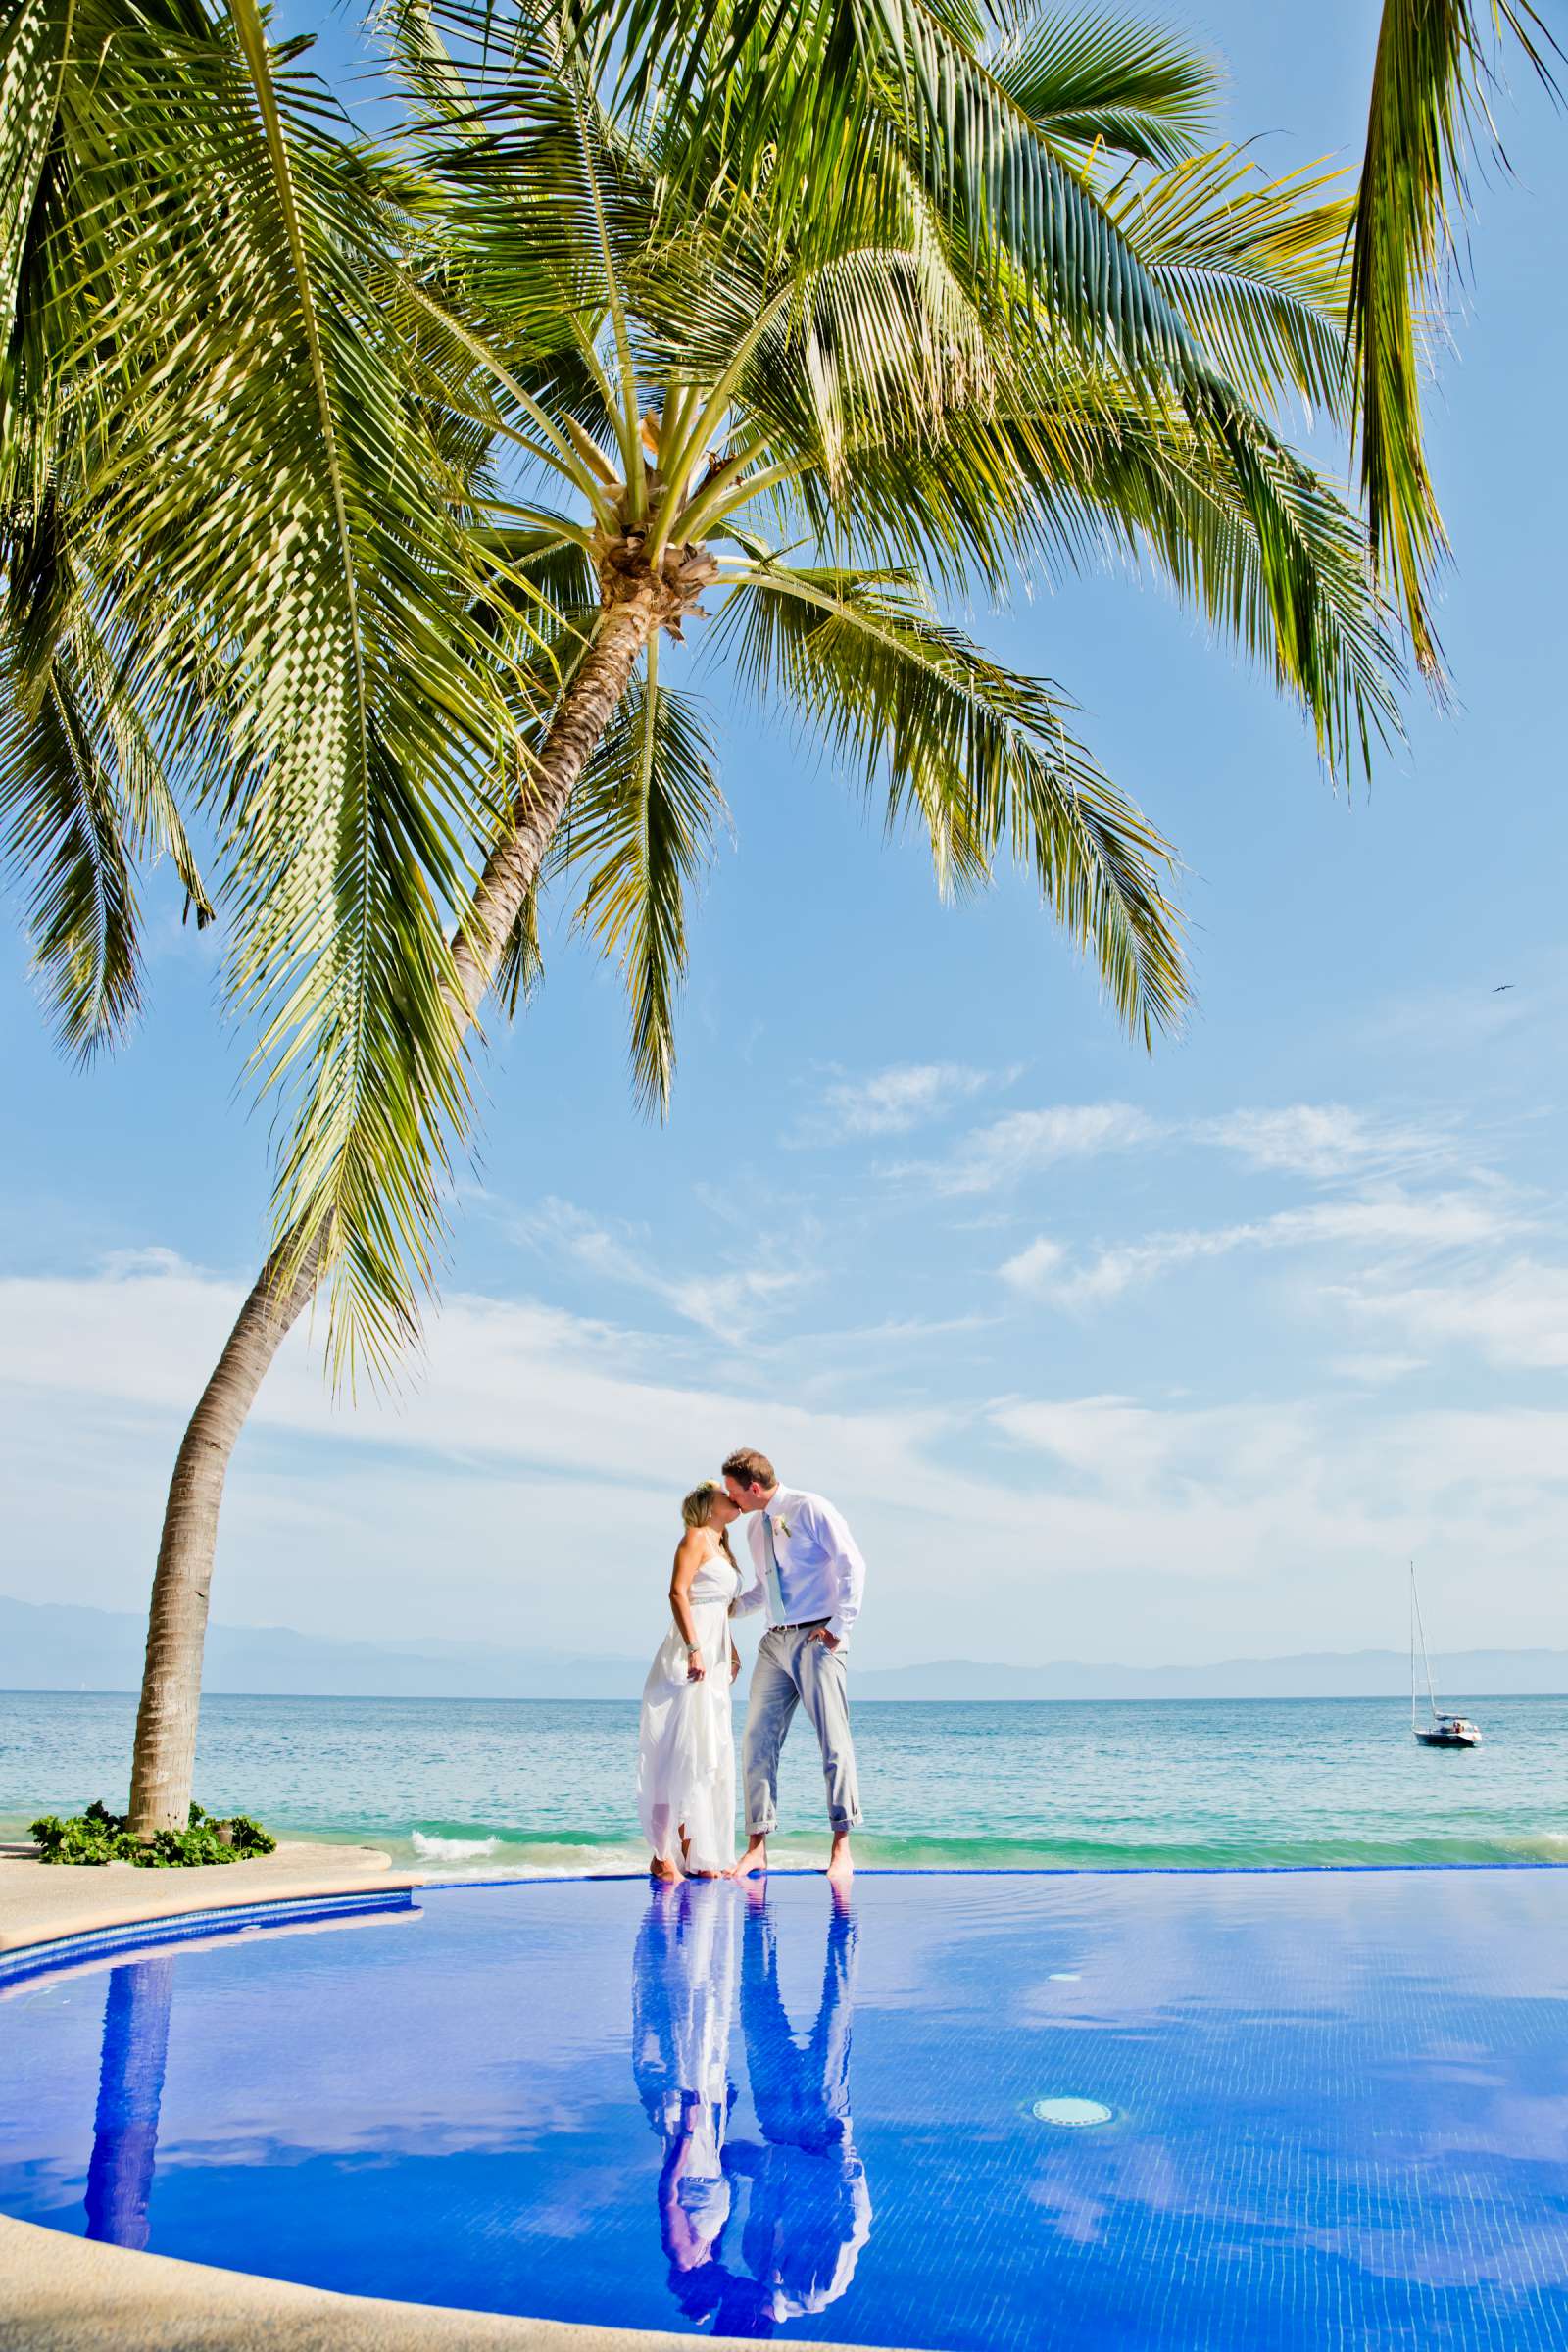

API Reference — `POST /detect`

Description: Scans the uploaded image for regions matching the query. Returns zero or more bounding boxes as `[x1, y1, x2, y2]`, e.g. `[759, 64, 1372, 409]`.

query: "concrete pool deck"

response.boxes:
[0, 1855, 894, 2352]
[0, 2214, 794, 2351]
[0, 1840, 425, 1954]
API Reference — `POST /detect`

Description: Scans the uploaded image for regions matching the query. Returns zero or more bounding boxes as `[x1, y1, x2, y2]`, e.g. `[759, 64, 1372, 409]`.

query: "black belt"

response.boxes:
[775, 1617, 828, 1633]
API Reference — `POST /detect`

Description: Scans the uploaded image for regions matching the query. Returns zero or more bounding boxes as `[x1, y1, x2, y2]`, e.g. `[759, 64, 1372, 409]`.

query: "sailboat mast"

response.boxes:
[1410, 1562, 1439, 1723]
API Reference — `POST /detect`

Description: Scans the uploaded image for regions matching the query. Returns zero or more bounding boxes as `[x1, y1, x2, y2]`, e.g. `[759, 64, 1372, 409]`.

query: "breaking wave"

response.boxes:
[410, 1832, 503, 1863]
[398, 1825, 1568, 1877]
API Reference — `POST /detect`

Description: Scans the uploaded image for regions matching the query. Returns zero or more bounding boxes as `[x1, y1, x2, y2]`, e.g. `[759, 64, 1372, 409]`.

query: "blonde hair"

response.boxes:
[682, 1479, 737, 1567]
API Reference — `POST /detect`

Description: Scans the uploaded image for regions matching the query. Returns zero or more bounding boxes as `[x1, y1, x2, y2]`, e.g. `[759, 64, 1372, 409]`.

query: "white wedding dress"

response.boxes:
[637, 1534, 740, 1874]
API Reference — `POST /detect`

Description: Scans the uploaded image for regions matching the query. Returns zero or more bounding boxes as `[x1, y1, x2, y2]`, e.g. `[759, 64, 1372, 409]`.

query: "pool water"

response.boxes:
[2, 1871, 1566, 2349]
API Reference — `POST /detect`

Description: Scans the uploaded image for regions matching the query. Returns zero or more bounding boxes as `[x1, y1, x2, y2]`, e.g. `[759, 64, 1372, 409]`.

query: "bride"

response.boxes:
[638, 1481, 743, 1880]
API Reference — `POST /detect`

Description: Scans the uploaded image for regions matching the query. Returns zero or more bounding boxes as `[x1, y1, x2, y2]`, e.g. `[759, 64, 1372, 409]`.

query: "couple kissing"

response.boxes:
[636, 1447, 865, 1889]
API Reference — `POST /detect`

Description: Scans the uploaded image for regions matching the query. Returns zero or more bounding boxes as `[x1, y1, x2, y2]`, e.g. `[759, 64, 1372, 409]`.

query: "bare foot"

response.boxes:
[730, 1838, 768, 1880]
[651, 1857, 682, 1884]
[825, 1833, 855, 1887]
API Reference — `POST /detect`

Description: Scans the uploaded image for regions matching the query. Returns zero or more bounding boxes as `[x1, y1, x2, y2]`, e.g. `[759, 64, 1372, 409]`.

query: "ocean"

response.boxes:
[4, 1690, 1566, 1873]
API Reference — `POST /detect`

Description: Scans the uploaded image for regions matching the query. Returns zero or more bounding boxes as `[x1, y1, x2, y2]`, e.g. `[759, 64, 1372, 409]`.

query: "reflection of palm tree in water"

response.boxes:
[84, 1956, 175, 2249]
[634, 1883, 870, 2336]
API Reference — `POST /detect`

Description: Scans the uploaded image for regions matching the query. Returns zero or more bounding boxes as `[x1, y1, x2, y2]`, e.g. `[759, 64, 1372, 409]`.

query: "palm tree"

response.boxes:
[6, 0, 1400, 1832]
[3, 0, 537, 1823]
[1343, 0, 1558, 680]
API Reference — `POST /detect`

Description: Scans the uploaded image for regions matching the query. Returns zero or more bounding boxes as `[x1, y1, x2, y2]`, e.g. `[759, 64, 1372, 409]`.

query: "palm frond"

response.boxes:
[429, 0, 1213, 391]
[1166, 378, 1403, 776]
[1345, 0, 1559, 680]
[0, 0, 71, 513]
[0, 494, 213, 1055]
[992, 10, 1218, 167]
[0, 627, 142, 1056]
[1105, 151, 1355, 417]
[714, 561, 1187, 1041]
[552, 654, 727, 1107]
[749, 367, 1400, 779]
[492, 880, 545, 1016]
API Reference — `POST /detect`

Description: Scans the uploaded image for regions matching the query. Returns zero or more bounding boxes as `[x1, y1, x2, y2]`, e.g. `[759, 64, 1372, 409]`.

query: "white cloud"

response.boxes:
[1335, 1258, 1568, 1371]
[995, 1386, 1568, 1525]
[1276, 1195, 1512, 1250]
[1332, 1353, 1428, 1386]
[916, 1102, 1157, 1195]
[1377, 1406, 1568, 1488]
[998, 1238, 1068, 1293]
[912, 1096, 1446, 1199]
[100, 1245, 189, 1279]
[508, 1197, 815, 1343]
[512, 1198, 645, 1286]
[5, 1252, 1565, 1665]
[990, 1394, 1179, 1487]
[1195, 1103, 1442, 1179]
[991, 1396, 1325, 1539]
[803, 1061, 1001, 1140]
[1001, 1191, 1519, 1309]
[0, 1251, 963, 1518]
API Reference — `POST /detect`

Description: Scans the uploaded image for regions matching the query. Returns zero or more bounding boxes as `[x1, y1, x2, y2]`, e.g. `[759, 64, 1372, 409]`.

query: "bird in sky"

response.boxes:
[1493, 983, 1515, 993]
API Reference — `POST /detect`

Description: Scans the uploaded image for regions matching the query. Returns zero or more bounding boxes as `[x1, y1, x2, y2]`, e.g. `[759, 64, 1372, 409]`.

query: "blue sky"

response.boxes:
[3, 2, 1565, 1673]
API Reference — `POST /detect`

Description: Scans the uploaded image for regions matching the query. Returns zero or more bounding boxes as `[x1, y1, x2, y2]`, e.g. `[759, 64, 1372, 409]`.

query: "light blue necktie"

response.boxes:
[761, 1510, 789, 1623]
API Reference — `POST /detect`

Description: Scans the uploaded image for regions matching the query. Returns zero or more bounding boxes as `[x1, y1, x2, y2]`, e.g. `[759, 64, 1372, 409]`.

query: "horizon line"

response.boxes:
[6, 1686, 1565, 1705]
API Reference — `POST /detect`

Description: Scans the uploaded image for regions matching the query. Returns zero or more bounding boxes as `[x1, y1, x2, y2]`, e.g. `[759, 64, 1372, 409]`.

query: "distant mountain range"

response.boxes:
[855, 1652, 1568, 1700]
[3, 1593, 1564, 1701]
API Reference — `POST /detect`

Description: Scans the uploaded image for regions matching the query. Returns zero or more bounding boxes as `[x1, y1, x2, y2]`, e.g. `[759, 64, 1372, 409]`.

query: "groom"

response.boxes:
[722, 1447, 865, 1886]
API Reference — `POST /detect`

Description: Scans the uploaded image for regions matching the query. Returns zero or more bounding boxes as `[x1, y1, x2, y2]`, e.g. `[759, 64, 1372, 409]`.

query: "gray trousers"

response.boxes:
[743, 1624, 861, 1837]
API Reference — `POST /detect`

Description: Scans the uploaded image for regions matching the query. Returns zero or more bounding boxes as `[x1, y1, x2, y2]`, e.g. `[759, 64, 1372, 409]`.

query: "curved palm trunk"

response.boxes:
[127, 552, 715, 1834]
[126, 1225, 326, 1833]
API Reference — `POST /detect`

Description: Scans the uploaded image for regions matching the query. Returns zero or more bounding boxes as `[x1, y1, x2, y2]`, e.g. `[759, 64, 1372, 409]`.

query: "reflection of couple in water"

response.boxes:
[633, 1880, 870, 2335]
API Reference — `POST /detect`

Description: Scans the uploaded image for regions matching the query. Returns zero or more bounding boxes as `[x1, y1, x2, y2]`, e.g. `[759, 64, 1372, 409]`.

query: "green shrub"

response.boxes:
[28, 1799, 277, 1868]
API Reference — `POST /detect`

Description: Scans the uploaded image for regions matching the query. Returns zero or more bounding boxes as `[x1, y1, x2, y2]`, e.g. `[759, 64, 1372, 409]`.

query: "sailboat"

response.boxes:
[1409, 1564, 1482, 1748]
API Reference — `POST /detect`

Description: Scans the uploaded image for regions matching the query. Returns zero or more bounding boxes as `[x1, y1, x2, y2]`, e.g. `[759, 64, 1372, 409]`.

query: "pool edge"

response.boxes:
[6, 1857, 1563, 1982]
[0, 2212, 912, 2352]
[0, 1886, 427, 1990]
[0, 1854, 428, 1966]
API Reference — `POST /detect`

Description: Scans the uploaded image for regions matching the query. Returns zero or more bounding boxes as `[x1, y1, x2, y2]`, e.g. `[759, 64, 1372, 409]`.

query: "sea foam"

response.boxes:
[411, 1832, 502, 1862]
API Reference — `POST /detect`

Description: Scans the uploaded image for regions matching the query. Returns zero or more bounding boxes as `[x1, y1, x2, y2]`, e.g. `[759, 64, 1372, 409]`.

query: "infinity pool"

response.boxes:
[2, 1871, 1566, 2348]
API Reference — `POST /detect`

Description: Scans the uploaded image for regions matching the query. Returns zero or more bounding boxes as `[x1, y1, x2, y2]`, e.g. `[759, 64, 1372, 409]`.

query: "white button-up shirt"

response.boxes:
[732, 1482, 866, 1642]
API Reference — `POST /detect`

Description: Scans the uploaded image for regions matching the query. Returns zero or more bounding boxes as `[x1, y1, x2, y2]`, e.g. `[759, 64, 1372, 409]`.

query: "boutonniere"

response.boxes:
[774, 1515, 794, 1541]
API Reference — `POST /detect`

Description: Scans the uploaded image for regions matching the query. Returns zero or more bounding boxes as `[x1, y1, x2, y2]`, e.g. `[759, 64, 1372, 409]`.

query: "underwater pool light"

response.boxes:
[1031, 2096, 1114, 2129]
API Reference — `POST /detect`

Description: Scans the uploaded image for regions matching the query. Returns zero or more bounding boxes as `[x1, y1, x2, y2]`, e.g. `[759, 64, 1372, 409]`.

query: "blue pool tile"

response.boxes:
[1, 1871, 1565, 2349]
